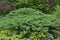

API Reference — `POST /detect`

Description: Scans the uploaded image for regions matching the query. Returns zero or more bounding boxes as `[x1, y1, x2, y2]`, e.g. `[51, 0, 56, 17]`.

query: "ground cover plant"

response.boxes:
[0, 0, 60, 40]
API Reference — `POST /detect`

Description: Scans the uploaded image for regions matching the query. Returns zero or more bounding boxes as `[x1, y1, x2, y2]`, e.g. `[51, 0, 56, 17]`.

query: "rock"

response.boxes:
[19, 38, 31, 40]
[41, 35, 54, 40]
[9, 37, 14, 40]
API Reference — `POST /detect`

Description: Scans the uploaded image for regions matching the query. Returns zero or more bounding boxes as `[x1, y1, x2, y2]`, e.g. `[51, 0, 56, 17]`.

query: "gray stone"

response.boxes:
[41, 35, 54, 40]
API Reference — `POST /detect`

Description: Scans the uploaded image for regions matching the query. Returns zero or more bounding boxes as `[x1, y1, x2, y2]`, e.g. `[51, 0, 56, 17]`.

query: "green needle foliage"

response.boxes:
[0, 8, 56, 33]
[0, 0, 60, 39]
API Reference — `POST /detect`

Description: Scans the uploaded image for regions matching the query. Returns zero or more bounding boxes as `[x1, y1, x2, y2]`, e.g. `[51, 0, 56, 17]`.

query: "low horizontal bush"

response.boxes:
[0, 8, 57, 38]
[0, 8, 56, 29]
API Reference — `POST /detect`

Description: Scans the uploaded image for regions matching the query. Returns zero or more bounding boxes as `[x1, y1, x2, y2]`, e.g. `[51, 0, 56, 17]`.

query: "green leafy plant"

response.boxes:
[52, 5, 60, 37]
[0, 0, 60, 40]
[12, 0, 54, 14]
[53, 5, 60, 26]
[11, 0, 60, 14]
[0, 8, 56, 29]
[0, 8, 56, 37]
